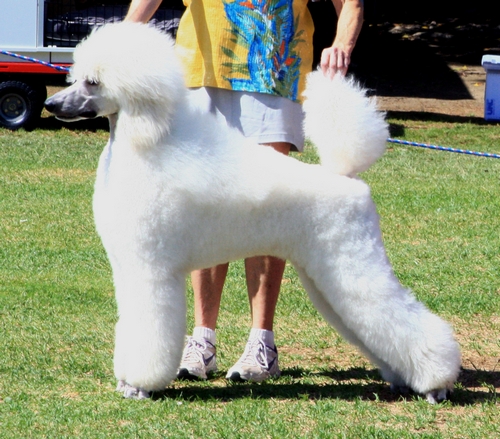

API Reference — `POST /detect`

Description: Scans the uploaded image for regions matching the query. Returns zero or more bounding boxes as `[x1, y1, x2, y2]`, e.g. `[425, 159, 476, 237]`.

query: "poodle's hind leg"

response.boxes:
[296, 248, 460, 402]
[295, 266, 405, 389]
[112, 269, 187, 399]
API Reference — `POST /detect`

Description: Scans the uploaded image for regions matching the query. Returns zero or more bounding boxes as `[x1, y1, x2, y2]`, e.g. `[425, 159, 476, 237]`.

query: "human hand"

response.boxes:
[320, 45, 350, 79]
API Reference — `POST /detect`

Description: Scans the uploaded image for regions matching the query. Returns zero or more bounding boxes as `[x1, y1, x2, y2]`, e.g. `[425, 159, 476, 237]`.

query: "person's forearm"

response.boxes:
[125, 0, 163, 22]
[320, 0, 363, 78]
[332, 0, 364, 54]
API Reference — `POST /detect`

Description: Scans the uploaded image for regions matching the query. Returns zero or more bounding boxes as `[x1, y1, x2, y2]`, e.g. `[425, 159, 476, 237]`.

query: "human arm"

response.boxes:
[320, 0, 364, 78]
[124, 0, 163, 22]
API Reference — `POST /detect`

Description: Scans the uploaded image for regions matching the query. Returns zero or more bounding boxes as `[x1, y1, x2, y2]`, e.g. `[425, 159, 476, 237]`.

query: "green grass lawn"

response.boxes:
[0, 113, 499, 438]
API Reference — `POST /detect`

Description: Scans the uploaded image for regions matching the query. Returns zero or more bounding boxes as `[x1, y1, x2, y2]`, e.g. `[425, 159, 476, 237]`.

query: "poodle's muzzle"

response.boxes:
[45, 79, 117, 121]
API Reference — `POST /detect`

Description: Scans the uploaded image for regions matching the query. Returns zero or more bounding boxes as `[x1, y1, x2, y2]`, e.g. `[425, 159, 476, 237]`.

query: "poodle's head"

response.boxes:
[45, 22, 186, 146]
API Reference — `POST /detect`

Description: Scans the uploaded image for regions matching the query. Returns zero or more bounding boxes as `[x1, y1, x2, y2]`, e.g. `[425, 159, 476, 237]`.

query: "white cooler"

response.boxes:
[481, 55, 500, 120]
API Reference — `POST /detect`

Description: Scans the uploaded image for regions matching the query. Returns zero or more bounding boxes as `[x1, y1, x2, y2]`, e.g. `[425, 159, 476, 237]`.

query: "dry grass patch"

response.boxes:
[6, 168, 94, 184]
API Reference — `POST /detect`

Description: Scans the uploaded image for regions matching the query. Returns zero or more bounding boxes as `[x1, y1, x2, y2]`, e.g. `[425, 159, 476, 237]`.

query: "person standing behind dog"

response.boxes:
[125, 0, 363, 382]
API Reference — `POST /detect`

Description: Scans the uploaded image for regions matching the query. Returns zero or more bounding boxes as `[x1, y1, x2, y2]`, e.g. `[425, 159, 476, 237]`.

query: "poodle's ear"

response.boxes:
[66, 66, 175, 149]
[110, 74, 183, 149]
[117, 110, 173, 150]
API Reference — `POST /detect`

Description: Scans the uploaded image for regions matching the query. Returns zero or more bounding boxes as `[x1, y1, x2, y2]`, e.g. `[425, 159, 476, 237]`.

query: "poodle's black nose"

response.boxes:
[44, 98, 56, 113]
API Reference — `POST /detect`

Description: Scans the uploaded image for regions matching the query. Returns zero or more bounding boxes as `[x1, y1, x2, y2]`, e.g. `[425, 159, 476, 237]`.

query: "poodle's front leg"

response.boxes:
[112, 269, 187, 399]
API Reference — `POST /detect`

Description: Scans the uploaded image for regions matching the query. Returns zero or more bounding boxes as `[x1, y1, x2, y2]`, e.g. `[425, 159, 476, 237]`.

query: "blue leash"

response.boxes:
[387, 138, 500, 159]
[2, 50, 500, 160]
[0, 50, 70, 72]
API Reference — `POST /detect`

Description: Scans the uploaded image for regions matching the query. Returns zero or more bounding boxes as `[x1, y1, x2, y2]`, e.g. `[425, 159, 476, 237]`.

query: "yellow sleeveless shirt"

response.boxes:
[175, 0, 314, 102]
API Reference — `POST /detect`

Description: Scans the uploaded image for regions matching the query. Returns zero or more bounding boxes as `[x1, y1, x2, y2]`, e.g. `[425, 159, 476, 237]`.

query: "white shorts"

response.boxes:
[188, 87, 305, 152]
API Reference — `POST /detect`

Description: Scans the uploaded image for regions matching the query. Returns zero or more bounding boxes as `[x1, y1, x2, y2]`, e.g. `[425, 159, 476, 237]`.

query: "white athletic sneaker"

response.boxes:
[226, 338, 281, 382]
[176, 336, 217, 380]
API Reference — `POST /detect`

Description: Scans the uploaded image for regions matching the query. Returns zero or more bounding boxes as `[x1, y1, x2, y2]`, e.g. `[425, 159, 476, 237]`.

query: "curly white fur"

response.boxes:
[45, 23, 461, 402]
[303, 72, 388, 176]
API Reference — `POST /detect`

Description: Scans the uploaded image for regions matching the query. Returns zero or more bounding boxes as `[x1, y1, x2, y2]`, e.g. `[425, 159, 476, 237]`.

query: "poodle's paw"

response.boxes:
[116, 380, 151, 400]
[391, 383, 450, 404]
[425, 388, 450, 405]
[124, 386, 150, 400]
[116, 380, 127, 392]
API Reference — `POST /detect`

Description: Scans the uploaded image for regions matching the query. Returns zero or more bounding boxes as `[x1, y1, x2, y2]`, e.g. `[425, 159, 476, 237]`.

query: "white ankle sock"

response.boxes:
[249, 328, 275, 346]
[193, 326, 216, 345]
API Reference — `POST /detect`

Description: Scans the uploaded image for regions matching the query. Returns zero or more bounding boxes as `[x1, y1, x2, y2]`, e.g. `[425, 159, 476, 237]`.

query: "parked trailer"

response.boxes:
[0, 0, 182, 130]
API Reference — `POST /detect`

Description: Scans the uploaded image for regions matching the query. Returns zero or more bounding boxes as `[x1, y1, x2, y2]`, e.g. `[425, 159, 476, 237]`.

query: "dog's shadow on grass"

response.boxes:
[151, 366, 498, 405]
[387, 111, 497, 143]
[386, 111, 490, 126]
[455, 367, 500, 405]
[154, 367, 400, 403]
[33, 115, 110, 132]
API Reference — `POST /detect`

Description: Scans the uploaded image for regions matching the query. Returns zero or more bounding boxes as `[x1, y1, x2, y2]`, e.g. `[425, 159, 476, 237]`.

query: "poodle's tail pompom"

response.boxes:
[302, 70, 389, 177]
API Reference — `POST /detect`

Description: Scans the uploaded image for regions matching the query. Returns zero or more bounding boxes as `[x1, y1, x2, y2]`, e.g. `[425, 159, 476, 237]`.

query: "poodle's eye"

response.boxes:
[86, 79, 100, 86]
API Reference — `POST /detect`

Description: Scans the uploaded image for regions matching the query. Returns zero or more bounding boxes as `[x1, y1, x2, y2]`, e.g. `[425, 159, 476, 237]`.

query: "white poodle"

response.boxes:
[45, 23, 461, 403]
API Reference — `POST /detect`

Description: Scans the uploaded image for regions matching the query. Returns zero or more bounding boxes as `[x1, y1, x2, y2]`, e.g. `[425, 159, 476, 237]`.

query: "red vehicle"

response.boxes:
[0, 0, 181, 130]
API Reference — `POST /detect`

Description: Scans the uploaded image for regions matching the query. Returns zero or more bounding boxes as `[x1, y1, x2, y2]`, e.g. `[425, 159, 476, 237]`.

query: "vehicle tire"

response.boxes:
[0, 81, 47, 130]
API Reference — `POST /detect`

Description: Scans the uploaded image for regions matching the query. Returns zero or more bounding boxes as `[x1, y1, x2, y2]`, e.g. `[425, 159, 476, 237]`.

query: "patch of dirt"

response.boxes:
[376, 63, 485, 117]
[452, 316, 500, 397]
